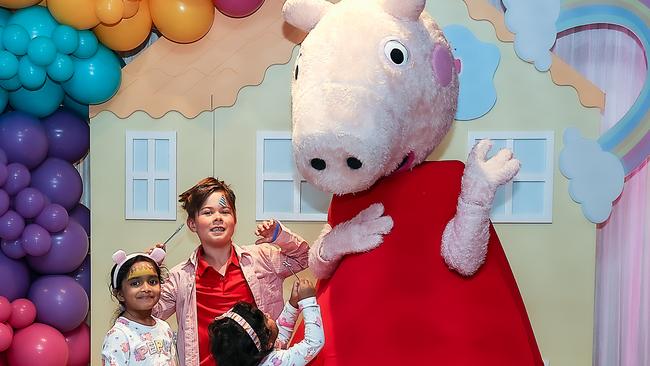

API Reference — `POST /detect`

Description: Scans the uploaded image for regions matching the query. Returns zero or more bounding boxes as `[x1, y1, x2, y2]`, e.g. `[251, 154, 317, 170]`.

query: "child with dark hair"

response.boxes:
[209, 279, 323, 366]
[102, 248, 178, 365]
[151, 177, 310, 366]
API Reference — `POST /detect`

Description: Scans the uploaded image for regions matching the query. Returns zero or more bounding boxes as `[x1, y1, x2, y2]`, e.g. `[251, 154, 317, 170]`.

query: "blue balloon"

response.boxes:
[63, 46, 121, 104]
[0, 75, 21, 91]
[51, 25, 78, 55]
[2, 24, 29, 56]
[62, 95, 89, 120]
[0, 9, 11, 27]
[8, 6, 58, 40]
[0, 51, 18, 80]
[0, 89, 7, 114]
[27, 37, 57, 67]
[8, 78, 64, 118]
[46, 53, 74, 82]
[72, 31, 98, 59]
[17, 57, 46, 91]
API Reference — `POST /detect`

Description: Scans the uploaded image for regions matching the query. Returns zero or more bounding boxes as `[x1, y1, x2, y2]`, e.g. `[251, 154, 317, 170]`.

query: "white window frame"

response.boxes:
[467, 131, 554, 223]
[125, 131, 177, 220]
[256, 131, 328, 221]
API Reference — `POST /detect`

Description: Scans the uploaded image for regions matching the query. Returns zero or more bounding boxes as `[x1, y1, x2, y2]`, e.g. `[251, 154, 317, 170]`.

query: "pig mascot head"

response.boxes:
[284, 0, 459, 195]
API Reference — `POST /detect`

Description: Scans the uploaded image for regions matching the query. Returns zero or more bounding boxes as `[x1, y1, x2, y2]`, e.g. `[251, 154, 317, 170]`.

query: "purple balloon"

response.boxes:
[15, 187, 45, 219]
[35, 203, 68, 233]
[1, 238, 26, 259]
[0, 249, 30, 301]
[0, 148, 6, 165]
[29, 158, 82, 210]
[28, 275, 89, 332]
[69, 255, 89, 298]
[42, 108, 89, 163]
[0, 210, 25, 241]
[0, 112, 48, 169]
[27, 220, 88, 274]
[0, 189, 8, 216]
[68, 203, 89, 236]
[3, 163, 30, 196]
[21, 224, 51, 257]
[0, 164, 7, 187]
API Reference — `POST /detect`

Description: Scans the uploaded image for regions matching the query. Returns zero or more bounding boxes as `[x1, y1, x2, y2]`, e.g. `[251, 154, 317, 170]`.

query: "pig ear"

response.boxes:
[379, 0, 425, 21]
[283, 0, 332, 32]
[112, 250, 127, 265]
[149, 248, 166, 265]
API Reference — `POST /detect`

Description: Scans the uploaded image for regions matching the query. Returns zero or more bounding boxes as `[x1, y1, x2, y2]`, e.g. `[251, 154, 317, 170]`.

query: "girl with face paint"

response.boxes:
[102, 249, 178, 365]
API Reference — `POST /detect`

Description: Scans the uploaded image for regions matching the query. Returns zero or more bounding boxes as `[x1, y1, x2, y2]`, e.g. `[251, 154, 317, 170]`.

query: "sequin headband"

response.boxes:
[111, 248, 166, 289]
[216, 310, 262, 351]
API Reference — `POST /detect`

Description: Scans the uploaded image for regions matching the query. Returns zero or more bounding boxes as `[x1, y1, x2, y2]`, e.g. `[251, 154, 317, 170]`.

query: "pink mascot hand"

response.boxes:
[461, 139, 520, 207]
[320, 203, 393, 261]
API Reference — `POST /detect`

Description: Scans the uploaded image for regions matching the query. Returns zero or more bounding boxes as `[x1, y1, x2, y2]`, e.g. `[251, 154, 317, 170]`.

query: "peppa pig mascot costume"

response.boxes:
[283, 0, 544, 365]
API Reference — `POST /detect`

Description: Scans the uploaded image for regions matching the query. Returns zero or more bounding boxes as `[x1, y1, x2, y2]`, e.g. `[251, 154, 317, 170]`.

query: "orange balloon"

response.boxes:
[0, 0, 41, 9]
[150, 0, 214, 43]
[122, 0, 140, 19]
[96, 0, 125, 25]
[47, 0, 99, 29]
[93, 0, 152, 51]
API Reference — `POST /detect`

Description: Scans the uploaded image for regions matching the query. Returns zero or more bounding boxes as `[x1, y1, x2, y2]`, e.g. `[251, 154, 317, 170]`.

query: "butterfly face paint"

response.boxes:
[127, 261, 158, 281]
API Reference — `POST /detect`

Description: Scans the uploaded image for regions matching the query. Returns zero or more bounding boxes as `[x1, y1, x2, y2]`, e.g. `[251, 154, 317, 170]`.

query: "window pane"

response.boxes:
[300, 181, 331, 214]
[490, 185, 506, 217]
[512, 181, 544, 215]
[133, 179, 148, 212]
[154, 179, 169, 212]
[264, 139, 294, 174]
[474, 138, 506, 159]
[514, 139, 546, 175]
[155, 139, 170, 172]
[133, 139, 148, 172]
[263, 181, 293, 213]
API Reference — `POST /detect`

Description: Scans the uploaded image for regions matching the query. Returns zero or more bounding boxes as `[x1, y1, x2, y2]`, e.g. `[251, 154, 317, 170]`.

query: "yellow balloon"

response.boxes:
[122, 0, 140, 19]
[47, 0, 99, 29]
[93, 0, 152, 51]
[0, 0, 41, 9]
[96, 0, 125, 25]
[150, 0, 214, 43]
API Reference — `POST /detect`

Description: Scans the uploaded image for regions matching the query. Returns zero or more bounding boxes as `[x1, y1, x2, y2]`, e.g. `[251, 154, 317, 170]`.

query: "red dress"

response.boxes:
[293, 161, 543, 366]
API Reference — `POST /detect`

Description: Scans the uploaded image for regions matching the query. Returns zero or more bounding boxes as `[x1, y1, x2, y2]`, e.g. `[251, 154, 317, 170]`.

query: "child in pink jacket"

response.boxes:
[152, 177, 309, 366]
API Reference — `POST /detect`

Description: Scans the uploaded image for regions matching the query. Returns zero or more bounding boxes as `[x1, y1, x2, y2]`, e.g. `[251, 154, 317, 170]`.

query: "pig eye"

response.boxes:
[384, 40, 408, 65]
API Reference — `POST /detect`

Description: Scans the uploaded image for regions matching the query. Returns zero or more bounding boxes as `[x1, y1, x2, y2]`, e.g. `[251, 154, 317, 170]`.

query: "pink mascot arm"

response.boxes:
[442, 140, 520, 276]
[309, 203, 393, 279]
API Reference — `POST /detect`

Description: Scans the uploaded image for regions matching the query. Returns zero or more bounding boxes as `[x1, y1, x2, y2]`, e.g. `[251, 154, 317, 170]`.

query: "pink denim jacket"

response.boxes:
[152, 223, 309, 366]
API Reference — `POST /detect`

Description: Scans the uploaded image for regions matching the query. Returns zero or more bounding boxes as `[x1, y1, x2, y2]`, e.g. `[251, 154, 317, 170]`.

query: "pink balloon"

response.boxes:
[63, 323, 89, 366]
[0, 297, 10, 323]
[0, 323, 13, 352]
[8, 299, 36, 330]
[213, 0, 264, 17]
[6, 323, 69, 366]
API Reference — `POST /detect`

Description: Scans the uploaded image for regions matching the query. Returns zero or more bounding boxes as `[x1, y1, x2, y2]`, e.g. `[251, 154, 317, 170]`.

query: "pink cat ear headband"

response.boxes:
[111, 248, 166, 288]
[216, 310, 263, 351]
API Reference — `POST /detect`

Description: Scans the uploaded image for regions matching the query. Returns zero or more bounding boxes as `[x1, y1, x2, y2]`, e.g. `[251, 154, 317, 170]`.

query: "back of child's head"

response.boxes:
[209, 302, 273, 366]
[178, 177, 236, 219]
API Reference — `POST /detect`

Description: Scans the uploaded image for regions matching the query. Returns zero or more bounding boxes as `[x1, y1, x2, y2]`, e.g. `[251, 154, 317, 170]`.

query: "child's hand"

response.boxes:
[296, 279, 316, 302]
[146, 243, 166, 254]
[255, 219, 280, 244]
[289, 281, 300, 308]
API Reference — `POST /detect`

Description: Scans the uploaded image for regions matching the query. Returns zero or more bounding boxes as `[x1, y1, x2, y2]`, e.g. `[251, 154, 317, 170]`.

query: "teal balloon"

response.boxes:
[73, 31, 98, 59]
[18, 57, 46, 90]
[63, 95, 89, 120]
[2, 24, 30, 56]
[52, 25, 79, 55]
[0, 50, 19, 79]
[0, 75, 21, 91]
[9, 78, 64, 118]
[46, 53, 74, 82]
[63, 46, 121, 104]
[0, 9, 11, 27]
[8, 6, 57, 39]
[28, 37, 57, 66]
[0, 88, 7, 113]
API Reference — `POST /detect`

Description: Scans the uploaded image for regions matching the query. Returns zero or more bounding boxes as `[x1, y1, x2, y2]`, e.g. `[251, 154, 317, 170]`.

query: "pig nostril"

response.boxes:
[310, 158, 327, 170]
[346, 157, 363, 170]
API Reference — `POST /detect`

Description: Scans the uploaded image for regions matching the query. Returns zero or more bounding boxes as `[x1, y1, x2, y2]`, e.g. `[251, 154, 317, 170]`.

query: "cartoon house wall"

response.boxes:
[89, 0, 603, 364]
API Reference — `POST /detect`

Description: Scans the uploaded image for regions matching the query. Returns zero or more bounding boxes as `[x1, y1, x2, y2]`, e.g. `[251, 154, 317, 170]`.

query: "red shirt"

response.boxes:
[195, 246, 256, 366]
